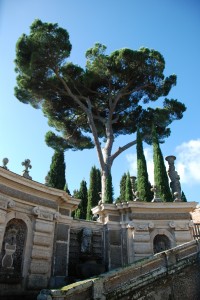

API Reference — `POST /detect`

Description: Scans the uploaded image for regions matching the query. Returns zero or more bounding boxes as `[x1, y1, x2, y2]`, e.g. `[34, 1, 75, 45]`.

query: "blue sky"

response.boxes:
[0, 0, 200, 201]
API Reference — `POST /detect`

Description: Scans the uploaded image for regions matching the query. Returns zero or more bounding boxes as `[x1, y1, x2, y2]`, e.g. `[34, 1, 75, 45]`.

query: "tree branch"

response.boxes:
[110, 139, 137, 164]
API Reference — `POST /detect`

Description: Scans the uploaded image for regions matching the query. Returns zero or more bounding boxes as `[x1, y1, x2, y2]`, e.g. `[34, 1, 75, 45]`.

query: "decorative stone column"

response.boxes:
[165, 155, 182, 201]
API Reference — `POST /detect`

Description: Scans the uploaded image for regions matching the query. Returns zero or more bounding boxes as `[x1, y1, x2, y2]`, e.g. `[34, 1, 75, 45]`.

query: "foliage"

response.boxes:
[64, 182, 71, 195]
[152, 126, 173, 202]
[136, 129, 152, 201]
[87, 166, 101, 220]
[46, 150, 66, 190]
[116, 173, 127, 202]
[181, 191, 187, 202]
[104, 172, 114, 203]
[125, 172, 133, 201]
[74, 180, 88, 219]
[15, 19, 186, 200]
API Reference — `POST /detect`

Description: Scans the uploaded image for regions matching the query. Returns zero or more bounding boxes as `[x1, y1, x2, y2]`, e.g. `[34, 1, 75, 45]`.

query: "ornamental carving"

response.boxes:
[7, 200, 16, 209]
[188, 220, 194, 228]
[169, 221, 176, 228]
[148, 222, 154, 229]
[32, 206, 54, 221]
[53, 212, 60, 220]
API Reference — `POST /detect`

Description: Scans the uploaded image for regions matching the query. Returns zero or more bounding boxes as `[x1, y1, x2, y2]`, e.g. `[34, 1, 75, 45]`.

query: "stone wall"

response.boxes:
[0, 167, 80, 298]
[0, 167, 199, 299]
[48, 239, 200, 300]
[68, 219, 105, 280]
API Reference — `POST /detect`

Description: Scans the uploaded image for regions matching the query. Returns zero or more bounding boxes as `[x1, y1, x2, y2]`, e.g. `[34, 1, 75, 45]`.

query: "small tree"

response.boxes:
[87, 166, 101, 220]
[64, 182, 71, 195]
[181, 191, 187, 202]
[104, 172, 114, 203]
[152, 126, 173, 202]
[73, 189, 80, 218]
[136, 129, 152, 201]
[46, 150, 66, 190]
[125, 172, 133, 201]
[116, 173, 127, 202]
[74, 180, 88, 219]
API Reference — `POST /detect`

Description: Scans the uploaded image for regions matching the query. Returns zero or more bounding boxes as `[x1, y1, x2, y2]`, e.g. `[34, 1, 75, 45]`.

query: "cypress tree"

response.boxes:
[46, 150, 66, 190]
[87, 166, 101, 220]
[137, 129, 152, 201]
[78, 180, 88, 219]
[119, 173, 127, 202]
[104, 172, 114, 203]
[64, 182, 71, 195]
[73, 189, 80, 218]
[152, 126, 173, 202]
[125, 172, 133, 201]
[181, 191, 187, 202]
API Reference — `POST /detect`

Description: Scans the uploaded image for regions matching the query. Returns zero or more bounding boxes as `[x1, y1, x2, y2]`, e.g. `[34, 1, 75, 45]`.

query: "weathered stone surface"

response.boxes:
[35, 221, 54, 234]
[30, 260, 49, 274]
[54, 242, 68, 276]
[27, 274, 48, 289]
[56, 224, 69, 242]
[31, 246, 51, 260]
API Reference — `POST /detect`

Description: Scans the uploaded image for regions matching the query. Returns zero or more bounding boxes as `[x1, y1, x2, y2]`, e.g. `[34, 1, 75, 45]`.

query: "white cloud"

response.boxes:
[175, 139, 200, 185]
[126, 139, 200, 188]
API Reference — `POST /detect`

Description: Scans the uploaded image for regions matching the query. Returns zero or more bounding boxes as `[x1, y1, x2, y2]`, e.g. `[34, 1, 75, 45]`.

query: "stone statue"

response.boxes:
[2, 227, 17, 269]
[151, 185, 162, 202]
[22, 159, 32, 179]
[165, 156, 182, 201]
[81, 228, 92, 254]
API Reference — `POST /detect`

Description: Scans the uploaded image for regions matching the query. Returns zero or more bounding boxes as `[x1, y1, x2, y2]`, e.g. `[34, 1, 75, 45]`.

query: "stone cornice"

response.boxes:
[92, 201, 198, 224]
[0, 167, 80, 211]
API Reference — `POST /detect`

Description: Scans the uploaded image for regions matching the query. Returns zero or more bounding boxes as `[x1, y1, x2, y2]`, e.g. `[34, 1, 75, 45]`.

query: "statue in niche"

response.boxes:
[81, 228, 92, 254]
[2, 227, 17, 269]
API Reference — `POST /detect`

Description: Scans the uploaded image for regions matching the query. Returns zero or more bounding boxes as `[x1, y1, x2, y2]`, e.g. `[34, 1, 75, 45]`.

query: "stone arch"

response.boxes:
[150, 229, 176, 254]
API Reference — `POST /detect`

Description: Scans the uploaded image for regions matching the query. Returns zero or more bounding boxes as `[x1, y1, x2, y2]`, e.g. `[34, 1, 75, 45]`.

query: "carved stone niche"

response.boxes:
[0, 218, 27, 283]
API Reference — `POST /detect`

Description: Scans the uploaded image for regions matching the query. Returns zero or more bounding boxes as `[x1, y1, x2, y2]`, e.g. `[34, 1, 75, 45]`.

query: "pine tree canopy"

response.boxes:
[15, 20, 186, 200]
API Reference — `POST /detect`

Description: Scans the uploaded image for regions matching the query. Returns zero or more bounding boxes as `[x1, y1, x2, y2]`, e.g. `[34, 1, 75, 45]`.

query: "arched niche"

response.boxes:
[150, 229, 176, 254]
[153, 234, 171, 254]
[0, 217, 28, 283]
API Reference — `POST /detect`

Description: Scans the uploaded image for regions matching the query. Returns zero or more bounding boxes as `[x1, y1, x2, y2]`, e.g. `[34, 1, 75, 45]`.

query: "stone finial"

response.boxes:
[151, 185, 162, 202]
[165, 155, 182, 202]
[2, 158, 9, 170]
[22, 159, 32, 180]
